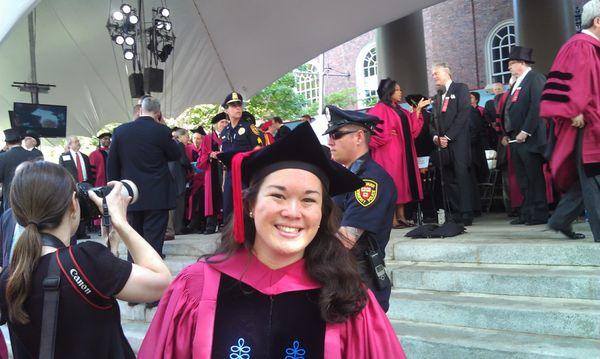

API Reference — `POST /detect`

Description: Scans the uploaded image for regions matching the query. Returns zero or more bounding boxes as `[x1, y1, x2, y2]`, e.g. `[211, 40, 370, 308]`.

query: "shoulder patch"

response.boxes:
[250, 124, 260, 136]
[354, 179, 378, 207]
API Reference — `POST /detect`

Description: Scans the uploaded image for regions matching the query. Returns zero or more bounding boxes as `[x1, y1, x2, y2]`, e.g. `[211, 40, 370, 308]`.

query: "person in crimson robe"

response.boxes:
[367, 78, 430, 228]
[138, 122, 406, 359]
[182, 127, 206, 233]
[259, 120, 275, 145]
[196, 113, 228, 234]
[89, 132, 111, 187]
[540, 0, 600, 242]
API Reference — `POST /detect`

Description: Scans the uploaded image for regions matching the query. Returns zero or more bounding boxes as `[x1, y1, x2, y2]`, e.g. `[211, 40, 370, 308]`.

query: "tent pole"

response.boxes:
[28, 9, 38, 104]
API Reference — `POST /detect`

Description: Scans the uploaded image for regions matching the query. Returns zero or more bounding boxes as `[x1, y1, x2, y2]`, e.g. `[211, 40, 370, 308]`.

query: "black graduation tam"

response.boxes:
[217, 121, 364, 243]
[323, 105, 382, 135]
[211, 112, 227, 124]
[241, 111, 256, 125]
[405, 94, 426, 108]
[222, 91, 243, 108]
[25, 130, 41, 147]
[97, 132, 112, 140]
[192, 126, 207, 136]
[4, 129, 22, 142]
[507, 46, 535, 64]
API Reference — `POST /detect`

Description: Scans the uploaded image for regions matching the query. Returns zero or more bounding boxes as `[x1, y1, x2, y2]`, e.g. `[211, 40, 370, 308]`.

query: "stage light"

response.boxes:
[121, 4, 132, 14]
[125, 36, 135, 45]
[164, 22, 172, 31]
[114, 35, 125, 45]
[158, 44, 173, 62]
[112, 11, 124, 21]
[129, 14, 139, 24]
[155, 20, 164, 29]
[159, 7, 170, 17]
[124, 49, 134, 60]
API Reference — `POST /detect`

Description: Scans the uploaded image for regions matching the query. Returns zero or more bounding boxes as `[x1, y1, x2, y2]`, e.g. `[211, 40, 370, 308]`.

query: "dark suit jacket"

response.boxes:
[107, 116, 181, 211]
[1, 208, 18, 268]
[430, 81, 472, 162]
[168, 141, 191, 196]
[0, 146, 40, 209]
[501, 70, 547, 154]
[59, 151, 94, 185]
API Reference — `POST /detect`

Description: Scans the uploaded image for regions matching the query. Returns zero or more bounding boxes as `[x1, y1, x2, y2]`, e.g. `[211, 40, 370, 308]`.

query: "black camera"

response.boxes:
[76, 180, 139, 221]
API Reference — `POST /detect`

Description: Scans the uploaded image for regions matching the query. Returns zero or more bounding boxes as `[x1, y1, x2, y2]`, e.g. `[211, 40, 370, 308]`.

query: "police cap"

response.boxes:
[222, 91, 243, 108]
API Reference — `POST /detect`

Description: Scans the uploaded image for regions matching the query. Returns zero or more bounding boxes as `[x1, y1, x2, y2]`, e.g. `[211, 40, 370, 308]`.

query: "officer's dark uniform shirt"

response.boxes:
[333, 152, 396, 311]
[221, 119, 263, 153]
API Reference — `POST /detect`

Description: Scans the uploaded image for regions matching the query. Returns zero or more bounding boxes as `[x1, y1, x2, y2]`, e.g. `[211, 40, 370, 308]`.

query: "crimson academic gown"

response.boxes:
[185, 143, 204, 220]
[138, 249, 406, 358]
[368, 102, 423, 204]
[540, 33, 600, 191]
[197, 132, 222, 216]
[88, 146, 109, 187]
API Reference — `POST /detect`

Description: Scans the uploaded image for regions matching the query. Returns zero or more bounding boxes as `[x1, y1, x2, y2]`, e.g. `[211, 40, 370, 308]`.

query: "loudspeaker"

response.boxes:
[144, 67, 164, 93]
[128, 73, 144, 98]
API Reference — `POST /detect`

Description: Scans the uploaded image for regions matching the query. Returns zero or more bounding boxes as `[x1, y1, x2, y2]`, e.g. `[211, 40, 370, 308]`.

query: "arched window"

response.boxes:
[294, 64, 320, 104]
[356, 42, 378, 107]
[485, 20, 516, 84]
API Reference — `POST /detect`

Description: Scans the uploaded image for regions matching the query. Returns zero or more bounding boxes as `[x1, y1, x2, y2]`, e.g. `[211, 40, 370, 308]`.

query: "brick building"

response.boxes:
[298, 0, 586, 110]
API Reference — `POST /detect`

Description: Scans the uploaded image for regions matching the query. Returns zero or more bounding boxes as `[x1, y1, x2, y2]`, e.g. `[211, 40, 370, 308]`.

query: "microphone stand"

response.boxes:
[431, 88, 454, 223]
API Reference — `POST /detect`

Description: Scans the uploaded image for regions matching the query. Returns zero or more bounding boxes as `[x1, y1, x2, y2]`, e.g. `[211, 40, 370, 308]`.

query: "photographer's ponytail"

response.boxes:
[6, 222, 43, 323]
[5, 161, 76, 325]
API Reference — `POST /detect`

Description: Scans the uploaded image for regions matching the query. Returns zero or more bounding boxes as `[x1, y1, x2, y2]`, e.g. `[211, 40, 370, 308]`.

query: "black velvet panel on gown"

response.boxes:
[212, 274, 326, 359]
[394, 106, 419, 201]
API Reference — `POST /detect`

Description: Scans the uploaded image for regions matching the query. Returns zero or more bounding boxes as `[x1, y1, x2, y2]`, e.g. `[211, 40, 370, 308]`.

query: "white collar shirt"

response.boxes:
[582, 29, 600, 42]
[512, 67, 532, 94]
[69, 149, 88, 181]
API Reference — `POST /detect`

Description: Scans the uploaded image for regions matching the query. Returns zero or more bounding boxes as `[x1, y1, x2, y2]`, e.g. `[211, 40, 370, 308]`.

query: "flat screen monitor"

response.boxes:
[12, 102, 67, 138]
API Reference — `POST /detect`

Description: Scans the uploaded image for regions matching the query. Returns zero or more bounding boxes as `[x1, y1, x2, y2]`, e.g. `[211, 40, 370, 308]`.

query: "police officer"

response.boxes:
[220, 91, 264, 221]
[325, 105, 397, 312]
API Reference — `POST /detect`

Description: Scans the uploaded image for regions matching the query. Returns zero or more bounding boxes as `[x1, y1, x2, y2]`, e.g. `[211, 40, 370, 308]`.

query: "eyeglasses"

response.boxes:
[328, 130, 359, 140]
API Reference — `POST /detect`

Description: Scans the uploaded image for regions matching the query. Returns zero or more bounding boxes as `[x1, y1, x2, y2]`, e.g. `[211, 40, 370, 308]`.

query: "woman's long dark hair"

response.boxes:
[6, 161, 75, 324]
[208, 177, 368, 323]
[377, 78, 399, 107]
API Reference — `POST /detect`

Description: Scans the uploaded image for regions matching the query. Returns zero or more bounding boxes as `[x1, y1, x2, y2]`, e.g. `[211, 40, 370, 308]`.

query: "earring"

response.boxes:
[249, 211, 254, 218]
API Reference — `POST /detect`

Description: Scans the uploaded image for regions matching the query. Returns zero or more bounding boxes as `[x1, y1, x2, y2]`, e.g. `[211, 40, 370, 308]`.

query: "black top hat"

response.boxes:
[4, 129, 22, 143]
[211, 112, 227, 124]
[217, 122, 364, 243]
[24, 130, 41, 147]
[97, 132, 112, 140]
[507, 46, 535, 64]
[323, 105, 382, 135]
[192, 126, 207, 136]
[405, 94, 427, 108]
[222, 91, 244, 108]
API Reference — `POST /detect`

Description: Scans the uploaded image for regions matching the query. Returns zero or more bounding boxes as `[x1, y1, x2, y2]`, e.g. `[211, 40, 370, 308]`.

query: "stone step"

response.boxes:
[118, 300, 158, 323]
[389, 262, 600, 300]
[387, 289, 600, 339]
[122, 321, 150, 354]
[392, 238, 600, 266]
[393, 320, 600, 359]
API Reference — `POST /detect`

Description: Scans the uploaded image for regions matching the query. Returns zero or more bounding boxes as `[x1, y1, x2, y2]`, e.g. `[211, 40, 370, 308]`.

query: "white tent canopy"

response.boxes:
[0, 0, 442, 136]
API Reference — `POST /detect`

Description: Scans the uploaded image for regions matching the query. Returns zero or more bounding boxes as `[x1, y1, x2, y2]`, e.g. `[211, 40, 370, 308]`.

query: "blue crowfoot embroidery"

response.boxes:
[229, 337, 251, 359]
[284, 340, 306, 359]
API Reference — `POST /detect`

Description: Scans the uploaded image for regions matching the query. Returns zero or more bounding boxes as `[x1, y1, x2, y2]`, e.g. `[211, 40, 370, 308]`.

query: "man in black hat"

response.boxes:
[324, 106, 397, 312]
[219, 91, 264, 221]
[89, 132, 111, 188]
[0, 129, 39, 211]
[22, 130, 44, 160]
[499, 46, 548, 225]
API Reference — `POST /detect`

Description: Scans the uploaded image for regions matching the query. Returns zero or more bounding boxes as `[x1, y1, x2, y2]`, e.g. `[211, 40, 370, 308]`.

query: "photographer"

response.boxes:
[0, 161, 171, 358]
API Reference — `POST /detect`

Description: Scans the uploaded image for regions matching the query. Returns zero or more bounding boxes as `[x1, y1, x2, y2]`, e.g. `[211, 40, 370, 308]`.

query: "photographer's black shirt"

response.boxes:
[0, 241, 133, 358]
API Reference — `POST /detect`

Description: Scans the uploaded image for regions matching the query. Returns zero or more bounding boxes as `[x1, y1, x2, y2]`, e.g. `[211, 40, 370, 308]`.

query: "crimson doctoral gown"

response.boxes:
[138, 249, 406, 358]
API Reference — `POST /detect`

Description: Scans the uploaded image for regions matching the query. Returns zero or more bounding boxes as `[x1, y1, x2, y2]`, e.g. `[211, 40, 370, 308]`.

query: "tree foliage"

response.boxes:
[172, 104, 220, 131]
[246, 72, 307, 120]
[323, 88, 357, 109]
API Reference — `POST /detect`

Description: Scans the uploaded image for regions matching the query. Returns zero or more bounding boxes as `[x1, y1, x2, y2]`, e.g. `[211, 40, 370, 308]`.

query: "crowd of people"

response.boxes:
[0, 0, 597, 357]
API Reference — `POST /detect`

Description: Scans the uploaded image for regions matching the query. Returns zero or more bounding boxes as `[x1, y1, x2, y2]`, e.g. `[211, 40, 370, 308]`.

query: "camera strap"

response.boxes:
[39, 234, 63, 359]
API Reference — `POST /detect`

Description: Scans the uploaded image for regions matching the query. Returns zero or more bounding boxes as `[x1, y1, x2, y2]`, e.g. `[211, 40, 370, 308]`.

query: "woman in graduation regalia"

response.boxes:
[368, 78, 430, 227]
[138, 122, 406, 358]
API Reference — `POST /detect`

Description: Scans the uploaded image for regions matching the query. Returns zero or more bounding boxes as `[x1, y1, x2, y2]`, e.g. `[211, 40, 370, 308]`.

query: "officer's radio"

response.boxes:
[364, 236, 391, 290]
